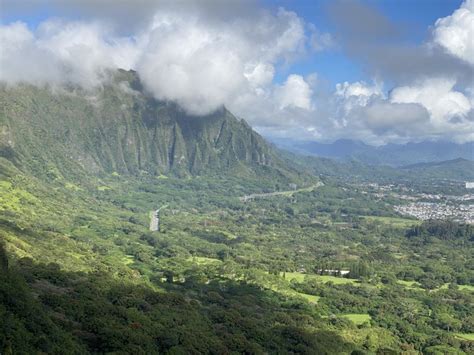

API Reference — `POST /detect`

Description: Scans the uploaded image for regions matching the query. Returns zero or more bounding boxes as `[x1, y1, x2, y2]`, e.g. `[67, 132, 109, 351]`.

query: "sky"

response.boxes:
[0, 0, 473, 145]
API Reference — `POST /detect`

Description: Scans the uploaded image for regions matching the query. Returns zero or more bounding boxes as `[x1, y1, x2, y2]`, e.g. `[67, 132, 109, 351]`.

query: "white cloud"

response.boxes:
[275, 74, 313, 110]
[335, 80, 383, 99]
[390, 78, 472, 124]
[136, 8, 307, 115]
[308, 24, 337, 52]
[335, 80, 384, 110]
[1, 7, 311, 116]
[0, 20, 138, 87]
[432, 0, 474, 65]
[0, 22, 63, 86]
[280, 76, 473, 145]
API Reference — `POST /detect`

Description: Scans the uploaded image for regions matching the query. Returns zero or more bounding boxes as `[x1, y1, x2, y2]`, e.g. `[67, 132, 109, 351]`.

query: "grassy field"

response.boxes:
[316, 275, 359, 285]
[342, 314, 372, 325]
[363, 216, 420, 228]
[281, 272, 359, 285]
[281, 271, 306, 282]
[188, 256, 222, 265]
[458, 284, 474, 292]
[454, 333, 474, 341]
[398, 280, 423, 290]
[295, 292, 320, 303]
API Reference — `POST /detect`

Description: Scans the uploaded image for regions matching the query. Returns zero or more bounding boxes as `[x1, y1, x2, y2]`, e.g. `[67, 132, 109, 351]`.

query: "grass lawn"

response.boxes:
[398, 280, 423, 290]
[281, 272, 359, 285]
[341, 314, 372, 325]
[458, 284, 474, 292]
[188, 256, 222, 265]
[363, 216, 420, 228]
[281, 271, 306, 282]
[316, 275, 358, 285]
[295, 292, 320, 303]
[454, 333, 474, 341]
[436, 283, 450, 291]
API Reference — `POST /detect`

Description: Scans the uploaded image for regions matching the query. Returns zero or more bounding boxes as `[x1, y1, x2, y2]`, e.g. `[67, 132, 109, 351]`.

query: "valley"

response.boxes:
[1, 154, 473, 353]
[0, 75, 472, 354]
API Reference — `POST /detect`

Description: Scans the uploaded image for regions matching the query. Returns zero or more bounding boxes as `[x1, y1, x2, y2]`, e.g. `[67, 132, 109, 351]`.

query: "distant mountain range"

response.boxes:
[272, 138, 473, 167]
[285, 153, 474, 182]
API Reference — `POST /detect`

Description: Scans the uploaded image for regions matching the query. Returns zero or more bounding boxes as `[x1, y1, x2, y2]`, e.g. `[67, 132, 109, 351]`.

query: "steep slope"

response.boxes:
[0, 70, 299, 181]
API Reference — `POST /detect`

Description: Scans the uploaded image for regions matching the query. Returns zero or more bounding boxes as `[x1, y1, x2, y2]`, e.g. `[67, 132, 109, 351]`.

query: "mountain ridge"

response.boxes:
[0, 70, 304, 183]
[272, 138, 473, 167]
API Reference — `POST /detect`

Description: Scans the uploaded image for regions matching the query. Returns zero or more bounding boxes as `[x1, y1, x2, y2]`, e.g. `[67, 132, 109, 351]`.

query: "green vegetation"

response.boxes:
[455, 333, 474, 341]
[363, 215, 420, 228]
[0, 77, 473, 354]
[341, 314, 371, 325]
[459, 285, 474, 292]
[1, 166, 472, 353]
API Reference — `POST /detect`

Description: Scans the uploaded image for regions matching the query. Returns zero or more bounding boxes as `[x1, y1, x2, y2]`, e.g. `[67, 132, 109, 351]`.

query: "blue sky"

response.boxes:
[265, 0, 464, 85]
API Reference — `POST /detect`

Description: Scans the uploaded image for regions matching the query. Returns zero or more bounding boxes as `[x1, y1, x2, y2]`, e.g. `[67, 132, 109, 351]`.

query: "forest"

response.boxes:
[1, 156, 473, 354]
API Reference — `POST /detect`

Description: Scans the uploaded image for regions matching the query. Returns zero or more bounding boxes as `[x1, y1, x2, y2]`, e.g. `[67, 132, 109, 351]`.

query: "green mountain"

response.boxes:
[0, 70, 301, 182]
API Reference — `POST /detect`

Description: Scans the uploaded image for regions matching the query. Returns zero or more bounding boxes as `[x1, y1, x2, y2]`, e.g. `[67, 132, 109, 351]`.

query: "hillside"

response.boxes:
[400, 158, 474, 180]
[0, 70, 303, 182]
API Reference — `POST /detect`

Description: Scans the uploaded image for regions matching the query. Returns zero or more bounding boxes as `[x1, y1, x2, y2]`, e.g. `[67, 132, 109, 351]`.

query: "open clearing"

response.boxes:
[342, 314, 372, 325]
[240, 182, 323, 202]
[363, 216, 420, 227]
[454, 333, 474, 341]
[188, 256, 222, 265]
[458, 284, 474, 292]
[281, 271, 359, 285]
[295, 292, 320, 303]
[398, 280, 423, 290]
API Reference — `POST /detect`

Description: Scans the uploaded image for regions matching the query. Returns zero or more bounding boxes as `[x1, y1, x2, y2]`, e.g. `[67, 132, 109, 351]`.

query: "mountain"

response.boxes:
[400, 158, 474, 181]
[0, 69, 302, 182]
[280, 148, 474, 184]
[272, 138, 474, 167]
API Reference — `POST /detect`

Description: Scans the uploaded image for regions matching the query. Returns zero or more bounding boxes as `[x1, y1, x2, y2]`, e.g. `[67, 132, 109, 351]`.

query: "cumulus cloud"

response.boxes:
[0, 5, 309, 116]
[275, 75, 313, 110]
[135, 8, 306, 114]
[432, 0, 474, 65]
[335, 80, 384, 109]
[390, 78, 473, 142]
[0, 20, 137, 87]
[391, 78, 472, 123]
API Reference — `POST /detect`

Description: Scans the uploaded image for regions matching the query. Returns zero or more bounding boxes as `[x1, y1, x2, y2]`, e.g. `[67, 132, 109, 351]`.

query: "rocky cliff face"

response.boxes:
[0, 70, 288, 180]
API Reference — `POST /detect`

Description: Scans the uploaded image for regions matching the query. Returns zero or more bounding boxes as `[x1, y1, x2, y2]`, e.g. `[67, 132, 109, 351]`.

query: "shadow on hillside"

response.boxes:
[0, 250, 363, 355]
